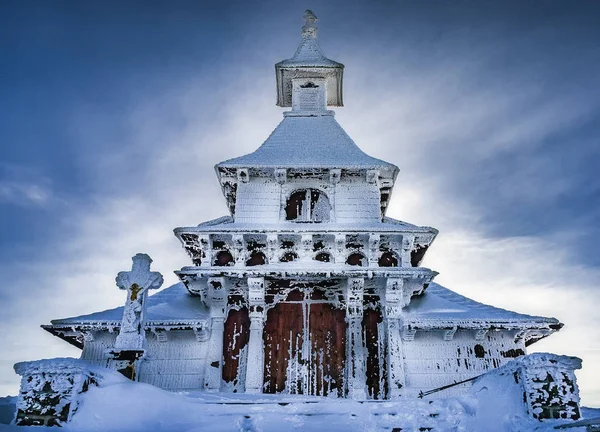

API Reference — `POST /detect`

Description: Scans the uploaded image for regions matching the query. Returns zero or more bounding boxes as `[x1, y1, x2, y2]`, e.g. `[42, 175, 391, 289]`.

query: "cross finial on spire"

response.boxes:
[302, 9, 318, 39]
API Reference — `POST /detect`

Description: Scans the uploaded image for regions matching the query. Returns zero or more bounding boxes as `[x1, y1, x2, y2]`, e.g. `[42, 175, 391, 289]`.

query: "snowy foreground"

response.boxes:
[1, 379, 599, 432]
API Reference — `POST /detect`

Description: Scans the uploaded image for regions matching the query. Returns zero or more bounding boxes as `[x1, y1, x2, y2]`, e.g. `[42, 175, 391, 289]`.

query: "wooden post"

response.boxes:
[385, 277, 406, 398]
[346, 277, 366, 400]
[245, 277, 266, 393]
[204, 277, 227, 392]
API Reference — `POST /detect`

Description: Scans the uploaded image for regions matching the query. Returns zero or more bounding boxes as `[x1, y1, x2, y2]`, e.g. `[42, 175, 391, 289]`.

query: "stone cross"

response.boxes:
[114, 253, 163, 351]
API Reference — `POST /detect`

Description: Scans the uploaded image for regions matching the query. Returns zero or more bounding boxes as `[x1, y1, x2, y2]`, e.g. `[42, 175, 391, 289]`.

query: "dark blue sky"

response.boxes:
[1, 0, 599, 403]
[2, 0, 599, 264]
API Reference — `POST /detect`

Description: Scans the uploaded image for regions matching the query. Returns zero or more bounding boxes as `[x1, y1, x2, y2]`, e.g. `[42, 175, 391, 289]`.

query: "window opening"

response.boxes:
[315, 252, 331, 263]
[378, 252, 398, 267]
[474, 344, 486, 358]
[346, 253, 366, 266]
[280, 252, 298, 263]
[285, 189, 331, 222]
[246, 252, 266, 266]
[214, 250, 234, 266]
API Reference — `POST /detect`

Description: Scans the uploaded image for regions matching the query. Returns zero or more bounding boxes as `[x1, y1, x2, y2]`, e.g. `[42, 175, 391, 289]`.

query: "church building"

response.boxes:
[42, 10, 562, 400]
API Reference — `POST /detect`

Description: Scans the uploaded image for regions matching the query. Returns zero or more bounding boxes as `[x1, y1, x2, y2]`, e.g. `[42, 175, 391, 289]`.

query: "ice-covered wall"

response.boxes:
[80, 330, 209, 392]
[233, 176, 382, 224]
[334, 183, 381, 223]
[403, 329, 525, 397]
[138, 330, 208, 391]
[234, 181, 281, 223]
[81, 332, 117, 366]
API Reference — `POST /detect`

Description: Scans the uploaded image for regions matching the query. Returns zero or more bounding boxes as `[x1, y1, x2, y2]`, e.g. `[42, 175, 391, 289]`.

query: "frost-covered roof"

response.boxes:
[50, 283, 208, 327]
[404, 283, 561, 330]
[175, 216, 437, 237]
[276, 36, 343, 69]
[216, 114, 397, 171]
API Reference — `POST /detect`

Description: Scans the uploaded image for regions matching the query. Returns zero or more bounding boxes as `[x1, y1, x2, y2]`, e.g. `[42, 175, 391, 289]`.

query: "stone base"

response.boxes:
[13, 358, 105, 427]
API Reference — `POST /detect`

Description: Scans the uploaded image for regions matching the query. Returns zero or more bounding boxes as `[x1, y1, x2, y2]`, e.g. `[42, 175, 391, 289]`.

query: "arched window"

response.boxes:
[346, 253, 366, 266]
[378, 252, 398, 267]
[280, 252, 298, 263]
[315, 252, 331, 263]
[474, 344, 486, 359]
[285, 189, 331, 222]
[214, 250, 234, 266]
[246, 251, 266, 266]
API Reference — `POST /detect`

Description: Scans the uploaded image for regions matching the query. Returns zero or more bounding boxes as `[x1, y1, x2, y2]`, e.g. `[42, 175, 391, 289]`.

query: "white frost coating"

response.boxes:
[37, 9, 568, 404]
[403, 283, 560, 336]
[12, 358, 127, 426]
[346, 278, 367, 400]
[114, 254, 163, 351]
[49, 283, 209, 326]
[470, 353, 583, 424]
[234, 182, 281, 223]
[217, 115, 396, 170]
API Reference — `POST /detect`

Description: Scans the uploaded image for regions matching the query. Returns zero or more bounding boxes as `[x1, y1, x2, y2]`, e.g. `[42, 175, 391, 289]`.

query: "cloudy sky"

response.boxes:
[1, 1, 599, 405]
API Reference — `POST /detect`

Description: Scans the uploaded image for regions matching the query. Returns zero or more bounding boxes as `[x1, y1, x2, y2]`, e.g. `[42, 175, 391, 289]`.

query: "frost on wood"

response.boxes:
[35, 8, 573, 407]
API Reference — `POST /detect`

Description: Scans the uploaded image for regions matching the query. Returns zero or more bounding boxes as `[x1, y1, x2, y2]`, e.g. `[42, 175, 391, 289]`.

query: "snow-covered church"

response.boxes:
[41, 10, 564, 402]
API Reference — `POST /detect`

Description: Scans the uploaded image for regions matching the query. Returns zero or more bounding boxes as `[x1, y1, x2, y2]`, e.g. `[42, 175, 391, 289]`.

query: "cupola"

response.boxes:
[275, 10, 344, 108]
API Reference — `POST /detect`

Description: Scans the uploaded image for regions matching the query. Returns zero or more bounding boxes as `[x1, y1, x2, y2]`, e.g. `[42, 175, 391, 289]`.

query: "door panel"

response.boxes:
[222, 307, 250, 391]
[263, 289, 347, 396]
[309, 302, 346, 397]
[263, 301, 304, 394]
[363, 307, 387, 399]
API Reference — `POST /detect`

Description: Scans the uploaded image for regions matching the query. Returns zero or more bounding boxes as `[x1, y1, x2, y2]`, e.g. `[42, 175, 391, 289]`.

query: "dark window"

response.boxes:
[474, 344, 486, 358]
[285, 189, 331, 222]
[346, 253, 366, 266]
[214, 250, 234, 266]
[315, 252, 331, 262]
[246, 252, 266, 266]
[378, 252, 398, 267]
[410, 245, 429, 267]
[280, 252, 298, 263]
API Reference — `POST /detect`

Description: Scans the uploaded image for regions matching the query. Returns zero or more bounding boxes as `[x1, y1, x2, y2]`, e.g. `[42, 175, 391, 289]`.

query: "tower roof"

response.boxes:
[276, 10, 344, 107]
[276, 10, 343, 69]
[216, 114, 397, 171]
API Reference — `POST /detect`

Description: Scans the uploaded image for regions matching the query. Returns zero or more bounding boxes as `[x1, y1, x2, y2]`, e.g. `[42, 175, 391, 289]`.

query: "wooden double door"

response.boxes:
[263, 289, 347, 397]
[221, 290, 387, 399]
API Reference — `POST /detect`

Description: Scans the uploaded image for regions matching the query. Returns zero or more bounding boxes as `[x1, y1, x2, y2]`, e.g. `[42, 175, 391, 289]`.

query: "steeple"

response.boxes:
[216, 9, 397, 219]
[275, 10, 344, 108]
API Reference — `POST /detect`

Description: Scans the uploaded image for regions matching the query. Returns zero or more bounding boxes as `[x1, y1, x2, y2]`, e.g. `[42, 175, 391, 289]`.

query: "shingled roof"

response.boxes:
[216, 114, 397, 171]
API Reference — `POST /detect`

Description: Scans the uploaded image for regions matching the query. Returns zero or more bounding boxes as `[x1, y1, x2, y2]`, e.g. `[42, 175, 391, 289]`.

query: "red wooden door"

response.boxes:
[309, 302, 346, 397]
[263, 300, 304, 394]
[263, 289, 346, 396]
[222, 307, 250, 392]
[363, 307, 387, 399]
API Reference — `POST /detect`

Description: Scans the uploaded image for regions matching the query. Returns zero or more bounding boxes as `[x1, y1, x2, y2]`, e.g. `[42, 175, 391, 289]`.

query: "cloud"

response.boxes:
[0, 180, 52, 207]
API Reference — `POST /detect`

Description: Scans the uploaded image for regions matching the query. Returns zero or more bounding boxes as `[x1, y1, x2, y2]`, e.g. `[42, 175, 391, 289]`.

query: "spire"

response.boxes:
[275, 10, 344, 108]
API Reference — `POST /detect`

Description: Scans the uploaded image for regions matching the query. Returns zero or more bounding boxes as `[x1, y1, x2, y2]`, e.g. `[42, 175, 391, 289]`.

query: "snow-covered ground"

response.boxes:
[1, 379, 598, 432]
